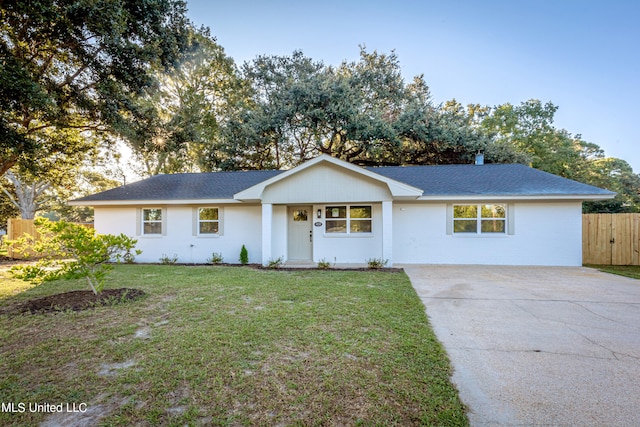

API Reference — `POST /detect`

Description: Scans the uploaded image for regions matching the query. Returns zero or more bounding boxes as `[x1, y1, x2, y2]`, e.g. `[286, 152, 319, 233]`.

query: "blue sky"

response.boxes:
[185, 0, 640, 172]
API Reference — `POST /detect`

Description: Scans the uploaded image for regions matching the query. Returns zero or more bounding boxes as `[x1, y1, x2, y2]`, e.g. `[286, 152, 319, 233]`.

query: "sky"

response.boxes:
[185, 0, 640, 172]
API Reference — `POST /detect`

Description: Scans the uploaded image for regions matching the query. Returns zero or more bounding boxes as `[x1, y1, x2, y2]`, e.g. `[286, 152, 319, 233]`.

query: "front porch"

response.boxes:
[261, 201, 394, 267]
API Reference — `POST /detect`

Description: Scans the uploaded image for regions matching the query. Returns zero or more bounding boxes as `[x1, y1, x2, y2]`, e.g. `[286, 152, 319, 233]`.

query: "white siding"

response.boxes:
[393, 201, 583, 266]
[95, 200, 585, 267]
[94, 205, 262, 264]
[261, 163, 391, 204]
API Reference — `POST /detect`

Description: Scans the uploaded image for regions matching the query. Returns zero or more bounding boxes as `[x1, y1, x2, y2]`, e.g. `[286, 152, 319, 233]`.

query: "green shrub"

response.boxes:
[366, 258, 388, 269]
[267, 257, 283, 269]
[207, 252, 224, 264]
[159, 253, 178, 265]
[317, 258, 332, 269]
[239, 245, 249, 265]
[9, 218, 141, 294]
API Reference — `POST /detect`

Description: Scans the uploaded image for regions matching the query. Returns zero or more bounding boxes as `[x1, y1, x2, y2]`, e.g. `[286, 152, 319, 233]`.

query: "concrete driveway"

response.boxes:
[402, 265, 640, 427]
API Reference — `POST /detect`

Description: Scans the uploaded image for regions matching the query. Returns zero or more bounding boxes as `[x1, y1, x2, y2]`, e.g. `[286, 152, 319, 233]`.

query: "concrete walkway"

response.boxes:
[402, 265, 640, 427]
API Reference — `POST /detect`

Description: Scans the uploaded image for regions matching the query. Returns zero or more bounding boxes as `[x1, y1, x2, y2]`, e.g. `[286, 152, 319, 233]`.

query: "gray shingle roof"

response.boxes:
[74, 170, 283, 202]
[367, 163, 614, 196]
[73, 163, 613, 203]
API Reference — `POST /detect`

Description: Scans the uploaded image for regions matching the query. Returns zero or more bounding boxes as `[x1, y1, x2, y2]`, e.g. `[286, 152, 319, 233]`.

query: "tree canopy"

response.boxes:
[2, 6, 637, 217]
[116, 46, 638, 212]
[477, 99, 640, 212]
[0, 0, 192, 176]
[123, 29, 246, 176]
[215, 49, 523, 170]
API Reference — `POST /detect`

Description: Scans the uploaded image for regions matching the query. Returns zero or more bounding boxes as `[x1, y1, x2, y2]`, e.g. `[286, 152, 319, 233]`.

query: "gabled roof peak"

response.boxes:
[233, 154, 423, 201]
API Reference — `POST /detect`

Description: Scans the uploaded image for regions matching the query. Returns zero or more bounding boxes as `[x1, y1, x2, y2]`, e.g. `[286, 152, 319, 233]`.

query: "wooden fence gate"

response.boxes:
[582, 214, 640, 265]
[5, 218, 41, 258]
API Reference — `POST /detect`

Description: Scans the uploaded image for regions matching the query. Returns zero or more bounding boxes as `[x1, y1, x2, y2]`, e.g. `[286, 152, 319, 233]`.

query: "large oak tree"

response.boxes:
[124, 30, 246, 176]
[217, 48, 525, 171]
[0, 0, 192, 176]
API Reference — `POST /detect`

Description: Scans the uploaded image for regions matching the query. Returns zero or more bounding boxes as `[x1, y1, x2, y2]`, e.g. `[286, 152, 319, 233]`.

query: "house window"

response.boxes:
[326, 206, 347, 233]
[453, 204, 506, 234]
[325, 205, 372, 234]
[198, 208, 219, 234]
[292, 209, 308, 221]
[142, 208, 163, 235]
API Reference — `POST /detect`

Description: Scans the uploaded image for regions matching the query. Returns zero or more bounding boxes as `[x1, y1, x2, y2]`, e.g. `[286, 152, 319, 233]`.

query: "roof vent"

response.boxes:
[475, 152, 484, 165]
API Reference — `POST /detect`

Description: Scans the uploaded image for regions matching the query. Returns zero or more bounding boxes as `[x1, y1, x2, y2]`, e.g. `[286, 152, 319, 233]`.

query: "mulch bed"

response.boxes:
[152, 263, 404, 272]
[4, 288, 146, 315]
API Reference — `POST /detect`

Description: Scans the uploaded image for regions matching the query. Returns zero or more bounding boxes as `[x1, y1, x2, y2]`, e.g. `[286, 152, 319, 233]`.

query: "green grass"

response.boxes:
[0, 265, 468, 426]
[0, 266, 36, 300]
[586, 264, 640, 280]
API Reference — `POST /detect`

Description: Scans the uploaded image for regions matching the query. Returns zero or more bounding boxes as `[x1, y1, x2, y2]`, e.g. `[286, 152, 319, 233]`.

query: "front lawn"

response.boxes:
[0, 265, 467, 426]
[0, 264, 33, 300]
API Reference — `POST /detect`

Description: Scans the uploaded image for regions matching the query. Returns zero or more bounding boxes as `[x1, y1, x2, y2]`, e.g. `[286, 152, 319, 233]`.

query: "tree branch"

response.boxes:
[0, 184, 21, 210]
[27, 123, 106, 133]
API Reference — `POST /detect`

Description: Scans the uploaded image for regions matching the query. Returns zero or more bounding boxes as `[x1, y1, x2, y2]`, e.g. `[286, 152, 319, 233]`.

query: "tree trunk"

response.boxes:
[2, 170, 50, 219]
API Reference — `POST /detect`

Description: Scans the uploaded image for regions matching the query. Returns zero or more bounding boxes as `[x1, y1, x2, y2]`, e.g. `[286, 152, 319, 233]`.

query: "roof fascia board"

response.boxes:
[234, 154, 423, 200]
[416, 194, 615, 201]
[68, 198, 242, 206]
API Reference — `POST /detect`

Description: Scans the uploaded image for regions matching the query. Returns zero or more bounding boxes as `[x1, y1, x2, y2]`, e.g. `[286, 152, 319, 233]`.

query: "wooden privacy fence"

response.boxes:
[583, 213, 640, 265]
[4, 218, 94, 259]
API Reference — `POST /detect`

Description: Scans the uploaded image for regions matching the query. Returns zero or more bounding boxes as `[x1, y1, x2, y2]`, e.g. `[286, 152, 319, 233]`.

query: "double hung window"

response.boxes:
[325, 205, 372, 234]
[453, 204, 506, 234]
[198, 208, 220, 234]
[142, 208, 163, 235]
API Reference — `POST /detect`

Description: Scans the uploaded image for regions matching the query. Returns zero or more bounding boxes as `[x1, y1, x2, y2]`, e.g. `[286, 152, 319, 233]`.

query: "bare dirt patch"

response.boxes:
[0, 255, 34, 267]
[3, 288, 145, 315]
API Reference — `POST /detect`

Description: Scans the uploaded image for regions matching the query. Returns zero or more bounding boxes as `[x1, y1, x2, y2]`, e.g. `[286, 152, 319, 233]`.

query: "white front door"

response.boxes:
[288, 206, 313, 261]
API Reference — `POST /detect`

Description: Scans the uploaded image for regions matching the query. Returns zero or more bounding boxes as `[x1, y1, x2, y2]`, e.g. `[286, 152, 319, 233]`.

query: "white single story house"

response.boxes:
[69, 155, 614, 266]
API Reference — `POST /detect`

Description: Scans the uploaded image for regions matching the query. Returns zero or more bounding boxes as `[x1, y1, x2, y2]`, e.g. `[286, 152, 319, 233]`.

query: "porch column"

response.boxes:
[261, 203, 273, 266]
[382, 200, 393, 266]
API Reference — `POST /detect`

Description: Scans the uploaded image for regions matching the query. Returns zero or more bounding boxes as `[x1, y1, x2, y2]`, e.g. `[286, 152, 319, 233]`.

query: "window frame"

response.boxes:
[141, 207, 164, 236]
[197, 207, 220, 236]
[192, 207, 223, 237]
[452, 204, 507, 235]
[324, 205, 373, 235]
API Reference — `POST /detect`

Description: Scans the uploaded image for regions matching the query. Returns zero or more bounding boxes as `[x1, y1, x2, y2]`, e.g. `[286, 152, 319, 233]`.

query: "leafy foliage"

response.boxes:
[0, 0, 192, 176]
[217, 48, 520, 170]
[239, 244, 249, 265]
[115, 44, 639, 213]
[9, 218, 141, 294]
[207, 252, 224, 264]
[159, 253, 179, 265]
[366, 258, 388, 269]
[266, 256, 284, 269]
[5, 8, 635, 217]
[317, 258, 333, 269]
[124, 29, 247, 175]
[0, 183, 19, 229]
[478, 99, 640, 212]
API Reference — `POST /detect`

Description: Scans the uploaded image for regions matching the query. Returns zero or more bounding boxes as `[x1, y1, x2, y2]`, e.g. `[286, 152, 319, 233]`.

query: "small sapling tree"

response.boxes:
[239, 245, 249, 265]
[9, 218, 141, 294]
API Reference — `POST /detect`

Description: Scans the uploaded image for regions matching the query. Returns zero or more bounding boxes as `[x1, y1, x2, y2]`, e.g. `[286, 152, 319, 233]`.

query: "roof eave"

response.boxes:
[416, 194, 616, 201]
[67, 198, 242, 206]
